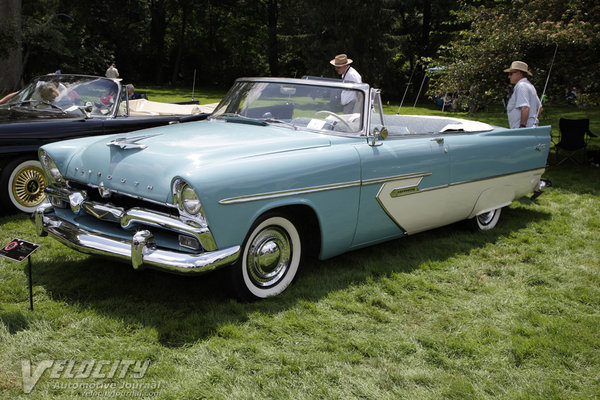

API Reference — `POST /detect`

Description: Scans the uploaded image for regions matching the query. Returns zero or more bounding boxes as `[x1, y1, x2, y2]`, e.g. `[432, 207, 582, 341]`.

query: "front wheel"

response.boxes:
[0, 158, 49, 213]
[470, 208, 502, 231]
[231, 214, 302, 301]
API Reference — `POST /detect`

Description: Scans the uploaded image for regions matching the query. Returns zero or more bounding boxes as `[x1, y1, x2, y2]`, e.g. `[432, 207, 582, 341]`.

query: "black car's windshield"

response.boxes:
[4, 75, 121, 118]
[211, 80, 366, 134]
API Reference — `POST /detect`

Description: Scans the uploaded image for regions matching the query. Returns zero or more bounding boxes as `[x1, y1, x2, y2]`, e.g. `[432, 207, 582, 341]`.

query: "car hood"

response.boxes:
[55, 119, 332, 202]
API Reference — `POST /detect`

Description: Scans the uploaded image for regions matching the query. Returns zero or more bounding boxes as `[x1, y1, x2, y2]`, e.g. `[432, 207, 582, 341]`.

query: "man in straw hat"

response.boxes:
[504, 60, 542, 129]
[330, 53, 362, 113]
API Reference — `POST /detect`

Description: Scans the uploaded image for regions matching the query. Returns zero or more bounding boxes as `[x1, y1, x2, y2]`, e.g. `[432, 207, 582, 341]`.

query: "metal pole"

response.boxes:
[442, 92, 448, 112]
[397, 61, 419, 114]
[413, 71, 428, 108]
[541, 44, 558, 103]
[191, 69, 197, 101]
[28, 256, 33, 311]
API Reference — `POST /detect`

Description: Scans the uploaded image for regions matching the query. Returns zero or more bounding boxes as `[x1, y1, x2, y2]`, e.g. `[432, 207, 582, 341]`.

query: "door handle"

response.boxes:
[430, 137, 444, 144]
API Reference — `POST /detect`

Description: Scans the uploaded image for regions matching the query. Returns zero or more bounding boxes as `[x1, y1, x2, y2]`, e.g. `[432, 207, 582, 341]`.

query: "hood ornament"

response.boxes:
[106, 133, 163, 150]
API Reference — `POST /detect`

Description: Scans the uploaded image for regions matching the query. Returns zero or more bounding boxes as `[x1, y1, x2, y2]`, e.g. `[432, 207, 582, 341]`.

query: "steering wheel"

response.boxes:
[313, 110, 353, 132]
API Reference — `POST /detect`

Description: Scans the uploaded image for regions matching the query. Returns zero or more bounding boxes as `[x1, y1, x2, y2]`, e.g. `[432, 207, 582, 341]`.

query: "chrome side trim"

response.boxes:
[35, 205, 239, 275]
[218, 172, 433, 205]
[219, 181, 362, 205]
[377, 167, 547, 201]
[361, 172, 432, 186]
[389, 177, 424, 198]
[446, 167, 546, 189]
[218, 168, 546, 206]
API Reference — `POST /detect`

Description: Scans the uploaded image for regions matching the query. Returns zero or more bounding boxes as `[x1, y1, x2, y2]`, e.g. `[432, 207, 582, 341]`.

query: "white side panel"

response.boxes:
[376, 168, 545, 234]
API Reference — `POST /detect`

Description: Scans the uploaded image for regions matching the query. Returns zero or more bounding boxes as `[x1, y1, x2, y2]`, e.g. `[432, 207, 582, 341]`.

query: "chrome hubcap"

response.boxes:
[247, 227, 291, 287]
[12, 165, 48, 208]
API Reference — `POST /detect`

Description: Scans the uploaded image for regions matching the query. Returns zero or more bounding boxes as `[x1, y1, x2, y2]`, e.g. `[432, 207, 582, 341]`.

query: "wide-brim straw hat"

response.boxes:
[330, 54, 353, 67]
[504, 61, 532, 76]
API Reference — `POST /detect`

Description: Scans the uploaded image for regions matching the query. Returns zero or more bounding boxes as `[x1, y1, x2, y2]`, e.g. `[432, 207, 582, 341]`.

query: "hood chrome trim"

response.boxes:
[106, 132, 163, 150]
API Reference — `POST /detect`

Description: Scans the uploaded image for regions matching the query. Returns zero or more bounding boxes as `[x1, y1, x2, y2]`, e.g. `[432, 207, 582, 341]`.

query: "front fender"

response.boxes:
[191, 142, 362, 258]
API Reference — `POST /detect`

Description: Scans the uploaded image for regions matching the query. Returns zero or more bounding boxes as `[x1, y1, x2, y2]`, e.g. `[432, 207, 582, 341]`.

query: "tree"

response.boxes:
[428, 0, 600, 109]
[0, 0, 22, 94]
[4, 0, 467, 98]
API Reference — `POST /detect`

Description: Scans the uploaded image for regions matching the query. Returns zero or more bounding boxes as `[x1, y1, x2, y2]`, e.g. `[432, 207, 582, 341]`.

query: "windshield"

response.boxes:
[3, 75, 121, 118]
[211, 80, 366, 134]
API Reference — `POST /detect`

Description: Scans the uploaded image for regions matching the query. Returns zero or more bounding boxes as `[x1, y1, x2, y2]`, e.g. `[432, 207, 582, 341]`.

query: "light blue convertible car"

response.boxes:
[34, 77, 551, 300]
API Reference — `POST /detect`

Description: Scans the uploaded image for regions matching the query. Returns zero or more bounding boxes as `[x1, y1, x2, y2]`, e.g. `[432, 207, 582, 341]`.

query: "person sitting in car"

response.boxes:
[32, 83, 60, 103]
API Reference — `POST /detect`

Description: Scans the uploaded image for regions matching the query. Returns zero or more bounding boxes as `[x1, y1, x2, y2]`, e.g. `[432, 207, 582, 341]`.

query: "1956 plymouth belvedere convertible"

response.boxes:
[34, 77, 551, 300]
[0, 74, 216, 213]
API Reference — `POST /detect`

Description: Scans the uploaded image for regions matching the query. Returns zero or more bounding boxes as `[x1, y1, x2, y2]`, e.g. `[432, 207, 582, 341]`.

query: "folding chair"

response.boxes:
[553, 118, 597, 165]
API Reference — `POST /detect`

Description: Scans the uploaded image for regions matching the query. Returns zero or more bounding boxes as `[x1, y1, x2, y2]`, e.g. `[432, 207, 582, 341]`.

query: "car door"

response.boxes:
[440, 127, 551, 218]
[351, 133, 451, 248]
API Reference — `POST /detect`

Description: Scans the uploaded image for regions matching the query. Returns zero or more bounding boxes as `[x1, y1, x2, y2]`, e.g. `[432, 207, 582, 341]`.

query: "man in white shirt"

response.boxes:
[504, 61, 542, 129]
[106, 63, 119, 79]
[330, 53, 362, 114]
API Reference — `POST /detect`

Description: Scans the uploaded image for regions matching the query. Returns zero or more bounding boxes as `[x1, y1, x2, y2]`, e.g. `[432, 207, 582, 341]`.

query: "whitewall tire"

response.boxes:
[471, 208, 502, 231]
[232, 214, 302, 300]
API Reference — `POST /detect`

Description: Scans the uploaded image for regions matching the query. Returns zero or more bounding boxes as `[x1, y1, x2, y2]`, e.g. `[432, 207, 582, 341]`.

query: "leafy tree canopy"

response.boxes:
[428, 0, 600, 109]
[2, 0, 598, 108]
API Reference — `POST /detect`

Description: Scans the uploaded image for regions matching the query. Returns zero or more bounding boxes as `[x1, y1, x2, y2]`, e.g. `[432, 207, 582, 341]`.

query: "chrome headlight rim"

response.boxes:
[181, 185, 201, 215]
[38, 149, 65, 185]
[172, 178, 205, 220]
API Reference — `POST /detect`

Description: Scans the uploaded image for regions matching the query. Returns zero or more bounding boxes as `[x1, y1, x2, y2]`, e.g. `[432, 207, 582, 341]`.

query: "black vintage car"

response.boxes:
[0, 74, 214, 213]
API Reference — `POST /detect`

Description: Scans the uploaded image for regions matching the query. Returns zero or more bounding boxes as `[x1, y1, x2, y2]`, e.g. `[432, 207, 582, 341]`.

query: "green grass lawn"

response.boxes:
[1, 100, 599, 399]
[137, 85, 225, 106]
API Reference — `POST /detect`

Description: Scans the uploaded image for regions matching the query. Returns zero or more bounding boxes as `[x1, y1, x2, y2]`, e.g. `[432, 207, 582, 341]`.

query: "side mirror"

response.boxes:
[370, 125, 388, 146]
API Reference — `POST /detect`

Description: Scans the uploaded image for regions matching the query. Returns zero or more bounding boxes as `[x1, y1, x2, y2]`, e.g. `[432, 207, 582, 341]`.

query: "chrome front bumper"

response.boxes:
[34, 203, 240, 275]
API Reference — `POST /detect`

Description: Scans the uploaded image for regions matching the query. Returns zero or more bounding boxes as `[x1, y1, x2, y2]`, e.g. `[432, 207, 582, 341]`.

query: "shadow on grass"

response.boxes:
[544, 163, 600, 196]
[0, 310, 30, 334]
[27, 205, 550, 347]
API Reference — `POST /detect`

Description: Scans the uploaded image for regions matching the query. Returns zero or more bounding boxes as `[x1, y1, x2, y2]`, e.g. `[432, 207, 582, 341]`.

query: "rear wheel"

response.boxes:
[0, 158, 48, 213]
[231, 214, 302, 301]
[470, 208, 502, 231]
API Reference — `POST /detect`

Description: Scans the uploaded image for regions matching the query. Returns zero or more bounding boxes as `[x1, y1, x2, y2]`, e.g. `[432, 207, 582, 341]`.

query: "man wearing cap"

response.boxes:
[504, 61, 542, 129]
[330, 53, 362, 114]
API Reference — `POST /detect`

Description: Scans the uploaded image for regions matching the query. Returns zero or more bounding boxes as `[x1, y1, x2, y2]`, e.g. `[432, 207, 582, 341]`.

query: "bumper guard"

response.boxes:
[34, 203, 240, 275]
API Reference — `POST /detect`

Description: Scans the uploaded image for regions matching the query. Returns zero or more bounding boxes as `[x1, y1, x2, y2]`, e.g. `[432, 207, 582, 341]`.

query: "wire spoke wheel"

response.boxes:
[3, 159, 48, 213]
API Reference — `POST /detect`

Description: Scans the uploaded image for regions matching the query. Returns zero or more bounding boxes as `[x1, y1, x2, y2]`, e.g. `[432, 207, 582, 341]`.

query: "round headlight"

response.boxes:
[39, 150, 64, 184]
[181, 184, 202, 215]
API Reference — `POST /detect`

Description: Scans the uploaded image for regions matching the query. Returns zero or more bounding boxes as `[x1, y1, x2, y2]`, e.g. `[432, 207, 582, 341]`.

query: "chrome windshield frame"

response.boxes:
[211, 77, 373, 137]
[4, 74, 123, 119]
